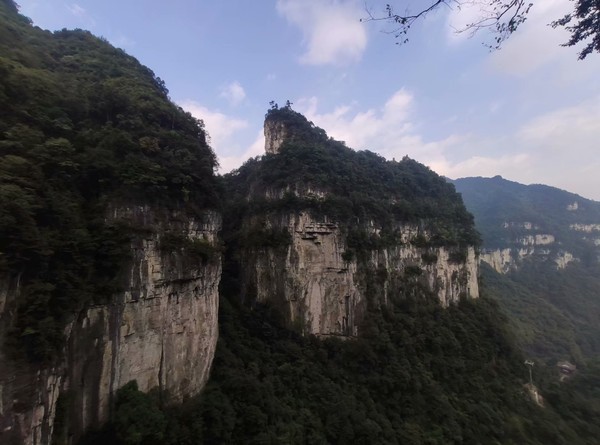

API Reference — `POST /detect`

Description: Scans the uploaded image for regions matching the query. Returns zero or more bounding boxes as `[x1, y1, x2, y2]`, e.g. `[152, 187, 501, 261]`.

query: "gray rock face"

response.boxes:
[0, 206, 221, 445]
[264, 119, 288, 155]
[244, 212, 479, 337]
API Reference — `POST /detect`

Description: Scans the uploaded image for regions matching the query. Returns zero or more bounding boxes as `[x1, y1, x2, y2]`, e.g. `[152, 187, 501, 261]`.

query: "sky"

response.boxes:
[17, 0, 600, 201]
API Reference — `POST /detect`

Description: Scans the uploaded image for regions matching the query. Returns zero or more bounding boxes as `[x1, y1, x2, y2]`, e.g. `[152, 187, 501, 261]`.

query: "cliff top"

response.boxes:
[264, 105, 328, 154]
[228, 106, 480, 247]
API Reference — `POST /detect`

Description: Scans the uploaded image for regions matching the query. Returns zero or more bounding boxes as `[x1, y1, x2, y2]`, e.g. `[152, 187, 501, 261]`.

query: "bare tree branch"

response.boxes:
[362, 1, 532, 49]
[363, 0, 598, 59]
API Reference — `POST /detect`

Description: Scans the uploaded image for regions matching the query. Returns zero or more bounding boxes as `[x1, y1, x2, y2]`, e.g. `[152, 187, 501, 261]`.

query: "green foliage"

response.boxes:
[453, 176, 600, 257]
[114, 381, 167, 445]
[551, 0, 600, 60]
[160, 232, 221, 263]
[543, 359, 600, 441]
[227, 109, 480, 253]
[448, 249, 468, 264]
[404, 265, 423, 276]
[0, 3, 219, 361]
[421, 252, 438, 264]
[239, 226, 292, 250]
[481, 262, 600, 363]
[455, 177, 600, 362]
[454, 176, 600, 441]
[88, 291, 592, 445]
[341, 250, 355, 263]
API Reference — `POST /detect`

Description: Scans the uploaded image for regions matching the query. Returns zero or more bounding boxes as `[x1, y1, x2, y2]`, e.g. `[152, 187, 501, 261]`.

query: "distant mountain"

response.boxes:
[454, 176, 600, 363]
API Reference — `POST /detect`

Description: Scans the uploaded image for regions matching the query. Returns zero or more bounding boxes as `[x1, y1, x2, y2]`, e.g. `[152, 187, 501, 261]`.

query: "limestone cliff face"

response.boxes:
[0, 206, 221, 445]
[264, 119, 288, 155]
[244, 212, 479, 337]
[479, 221, 585, 273]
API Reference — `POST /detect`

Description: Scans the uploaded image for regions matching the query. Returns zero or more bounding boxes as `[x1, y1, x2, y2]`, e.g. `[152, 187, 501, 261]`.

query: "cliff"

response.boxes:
[227, 108, 479, 337]
[454, 176, 600, 272]
[0, 207, 221, 445]
[455, 176, 600, 362]
[243, 211, 478, 337]
[0, 3, 221, 443]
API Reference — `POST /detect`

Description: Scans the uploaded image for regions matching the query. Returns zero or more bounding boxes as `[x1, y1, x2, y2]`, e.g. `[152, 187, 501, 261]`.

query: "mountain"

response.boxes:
[453, 176, 600, 444]
[0, 2, 221, 443]
[453, 176, 600, 363]
[1, 2, 599, 444]
[223, 105, 480, 338]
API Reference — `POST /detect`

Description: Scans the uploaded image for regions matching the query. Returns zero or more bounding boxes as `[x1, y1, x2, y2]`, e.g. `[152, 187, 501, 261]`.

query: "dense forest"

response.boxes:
[453, 176, 600, 256]
[1, 1, 599, 444]
[226, 106, 480, 252]
[82, 108, 599, 444]
[79, 287, 600, 444]
[454, 176, 600, 363]
[0, 0, 219, 362]
[455, 177, 600, 445]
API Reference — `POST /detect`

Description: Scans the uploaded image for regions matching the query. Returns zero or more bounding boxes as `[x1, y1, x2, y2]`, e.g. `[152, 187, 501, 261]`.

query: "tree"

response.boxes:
[552, 0, 600, 59]
[363, 0, 599, 59]
[114, 381, 167, 445]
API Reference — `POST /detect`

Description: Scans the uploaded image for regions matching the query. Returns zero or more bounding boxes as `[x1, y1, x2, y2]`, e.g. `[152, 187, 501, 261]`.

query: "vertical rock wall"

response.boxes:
[244, 212, 479, 337]
[0, 206, 221, 445]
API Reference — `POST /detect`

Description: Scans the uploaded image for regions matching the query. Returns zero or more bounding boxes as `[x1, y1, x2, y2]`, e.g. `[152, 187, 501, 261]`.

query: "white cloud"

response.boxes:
[296, 89, 451, 163]
[295, 91, 532, 183]
[513, 97, 600, 197]
[446, 1, 489, 44]
[218, 131, 265, 173]
[435, 152, 534, 181]
[179, 100, 249, 171]
[276, 0, 367, 65]
[295, 90, 600, 201]
[445, 0, 600, 79]
[220, 81, 246, 106]
[68, 3, 86, 17]
[442, 97, 600, 200]
[110, 35, 136, 50]
[65, 2, 96, 27]
[485, 0, 571, 75]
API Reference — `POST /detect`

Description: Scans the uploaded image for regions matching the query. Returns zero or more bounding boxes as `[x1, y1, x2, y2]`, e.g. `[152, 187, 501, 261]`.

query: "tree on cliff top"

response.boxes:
[364, 0, 600, 60]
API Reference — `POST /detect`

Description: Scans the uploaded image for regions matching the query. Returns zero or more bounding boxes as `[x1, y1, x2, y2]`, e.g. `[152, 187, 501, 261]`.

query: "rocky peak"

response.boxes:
[264, 119, 288, 154]
[263, 106, 327, 155]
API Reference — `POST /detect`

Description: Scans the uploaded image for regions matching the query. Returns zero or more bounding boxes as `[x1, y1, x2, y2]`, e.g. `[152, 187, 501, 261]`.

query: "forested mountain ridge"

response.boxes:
[454, 176, 600, 362]
[453, 177, 600, 437]
[0, 0, 220, 359]
[0, 2, 222, 443]
[453, 176, 600, 260]
[162, 108, 594, 445]
[1, 1, 599, 443]
[222, 105, 480, 338]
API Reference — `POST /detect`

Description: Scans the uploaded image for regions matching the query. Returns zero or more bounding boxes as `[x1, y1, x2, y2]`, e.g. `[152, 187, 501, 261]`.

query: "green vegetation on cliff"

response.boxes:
[3, 1, 598, 442]
[453, 177, 600, 443]
[83, 289, 598, 445]
[226, 107, 479, 250]
[454, 177, 600, 363]
[453, 176, 600, 256]
[0, 1, 219, 361]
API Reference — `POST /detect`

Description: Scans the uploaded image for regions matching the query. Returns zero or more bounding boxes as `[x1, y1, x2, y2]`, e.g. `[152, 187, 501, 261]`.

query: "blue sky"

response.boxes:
[17, 0, 600, 200]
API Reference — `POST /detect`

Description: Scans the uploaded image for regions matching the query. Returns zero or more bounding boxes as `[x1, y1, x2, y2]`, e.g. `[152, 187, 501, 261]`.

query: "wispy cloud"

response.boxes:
[276, 0, 367, 65]
[219, 131, 265, 173]
[110, 34, 136, 50]
[296, 89, 448, 161]
[295, 90, 600, 201]
[66, 2, 95, 27]
[179, 100, 249, 171]
[442, 97, 600, 200]
[67, 3, 86, 18]
[220, 81, 247, 106]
